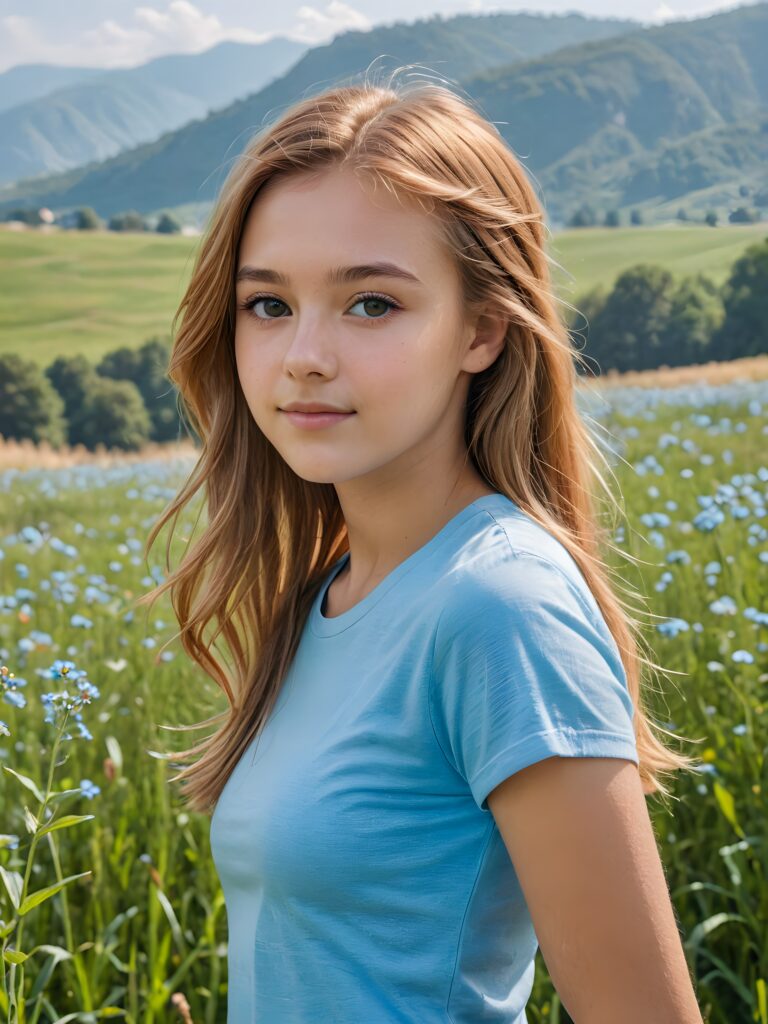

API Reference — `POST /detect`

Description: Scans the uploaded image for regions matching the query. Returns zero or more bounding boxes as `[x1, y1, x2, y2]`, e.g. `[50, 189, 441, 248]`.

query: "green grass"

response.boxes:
[547, 221, 768, 301]
[0, 385, 767, 1020]
[1, 221, 766, 366]
[0, 230, 195, 366]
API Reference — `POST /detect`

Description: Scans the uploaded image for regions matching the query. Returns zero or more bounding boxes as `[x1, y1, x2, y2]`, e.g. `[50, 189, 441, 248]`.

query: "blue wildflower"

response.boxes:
[709, 596, 738, 615]
[732, 650, 754, 664]
[666, 550, 691, 565]
[657, 618, 690, 637]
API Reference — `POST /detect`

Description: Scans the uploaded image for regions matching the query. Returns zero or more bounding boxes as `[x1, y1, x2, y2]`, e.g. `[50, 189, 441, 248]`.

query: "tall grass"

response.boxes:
[1, 376, 766, 1022]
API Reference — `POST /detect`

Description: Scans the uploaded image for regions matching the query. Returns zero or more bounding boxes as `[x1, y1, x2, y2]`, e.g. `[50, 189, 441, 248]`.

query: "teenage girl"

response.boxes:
[142, 72, 704, 1023]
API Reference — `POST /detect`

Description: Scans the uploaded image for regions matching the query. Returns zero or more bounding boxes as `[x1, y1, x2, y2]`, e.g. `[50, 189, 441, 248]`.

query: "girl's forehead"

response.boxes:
[239, 171, 450, 264]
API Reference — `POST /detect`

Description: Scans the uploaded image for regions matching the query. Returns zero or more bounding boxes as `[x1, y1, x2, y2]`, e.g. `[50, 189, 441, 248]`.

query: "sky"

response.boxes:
[0, 0, 751, 74]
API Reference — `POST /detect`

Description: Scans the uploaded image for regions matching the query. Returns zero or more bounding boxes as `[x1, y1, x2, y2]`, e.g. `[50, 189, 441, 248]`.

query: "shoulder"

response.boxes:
[434, 505, 607, 641]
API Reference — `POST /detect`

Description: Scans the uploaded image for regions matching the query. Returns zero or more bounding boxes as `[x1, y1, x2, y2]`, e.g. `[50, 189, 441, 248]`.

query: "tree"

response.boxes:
[97, 337, 181, 442]
[568, 284, 609, 376]
[568, 204, 597, 228]
[156, 211, 182, 234]
[108, 210, 147, 232]
[728, 206, 758, 224]
[676, 208, 688, 222]
[75, 207, 102, 230]
[709, 237, 768, 360]
[0, 353, 66, 445]
[2, 207, 41, 225]
[69, 377, 151, 451]
[45, 355, 98, 443]
[630, 208, 643, 225]
[659, 274, 723, 367]
[96, 346, 140, 382]
[604, 209, 620, 228]
[583, 264, 675, 373]
[705, 210, 718, 227]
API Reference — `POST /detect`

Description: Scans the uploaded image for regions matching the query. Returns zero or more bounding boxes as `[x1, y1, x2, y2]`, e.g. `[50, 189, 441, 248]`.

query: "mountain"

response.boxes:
[0, 11, 643, 217]
[462, 2, 768, 219]
[0, 64, 106, 112]
[7, 6, 767, 222]
[0, 38, 309, 186]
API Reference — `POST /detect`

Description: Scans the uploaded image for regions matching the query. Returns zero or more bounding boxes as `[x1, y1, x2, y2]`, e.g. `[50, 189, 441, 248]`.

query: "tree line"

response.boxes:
[0, 340, 185, 452]
[2, 206, 183, 233]
[571, 236, 767, 374]
[0, 237, 765, 451]
[567, 200, 764, 229]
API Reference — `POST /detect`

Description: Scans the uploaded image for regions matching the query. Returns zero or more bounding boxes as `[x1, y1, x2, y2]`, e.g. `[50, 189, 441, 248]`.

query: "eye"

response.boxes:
[348, 294, 397, 320]
[243, 296, 289, 320]
[237, 291, 402, 325]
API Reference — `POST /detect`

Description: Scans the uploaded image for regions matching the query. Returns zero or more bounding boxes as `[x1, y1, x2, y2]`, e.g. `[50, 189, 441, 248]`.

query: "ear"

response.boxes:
[462, 312, 508, 374]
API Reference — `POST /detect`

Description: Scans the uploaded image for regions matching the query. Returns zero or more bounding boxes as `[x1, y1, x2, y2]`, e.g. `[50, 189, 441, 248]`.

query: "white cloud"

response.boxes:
[649, 1, 677, 21]
[649, 0, 744, 22]
[1, 14, 71, 70]
[0, 3, 275, 73]
[292, 1, 371, 44]
[81, 1, 272, 63]
[0, 0, 373, 73]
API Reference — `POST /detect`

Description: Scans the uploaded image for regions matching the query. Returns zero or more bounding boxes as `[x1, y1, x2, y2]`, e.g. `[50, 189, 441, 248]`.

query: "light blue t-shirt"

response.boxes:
[210, 492, 639, 1022]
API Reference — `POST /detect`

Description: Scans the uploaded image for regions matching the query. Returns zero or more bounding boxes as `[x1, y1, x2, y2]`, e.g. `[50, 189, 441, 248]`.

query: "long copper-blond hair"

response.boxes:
[137, 69, 700, 815]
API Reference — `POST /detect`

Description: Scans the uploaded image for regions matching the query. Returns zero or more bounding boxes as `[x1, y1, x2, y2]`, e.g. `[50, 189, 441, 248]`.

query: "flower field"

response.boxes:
[0, 377, 766, 1023]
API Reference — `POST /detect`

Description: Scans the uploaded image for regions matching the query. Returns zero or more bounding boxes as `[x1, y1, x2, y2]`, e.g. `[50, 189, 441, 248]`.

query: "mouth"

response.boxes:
[280, 409, 356, 430]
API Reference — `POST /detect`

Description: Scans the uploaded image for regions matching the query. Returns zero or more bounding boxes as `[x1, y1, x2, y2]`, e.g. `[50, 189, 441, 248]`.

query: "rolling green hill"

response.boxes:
[2, 221, 764, 367]
[463, 3, 768, 222]
[1, 6, 766, 226]
[0, 39, 308, 186]
[0, 10, 642, 220]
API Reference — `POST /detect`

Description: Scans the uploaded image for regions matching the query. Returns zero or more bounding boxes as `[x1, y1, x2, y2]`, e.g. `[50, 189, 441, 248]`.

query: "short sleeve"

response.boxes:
[429, 552, 639, 812]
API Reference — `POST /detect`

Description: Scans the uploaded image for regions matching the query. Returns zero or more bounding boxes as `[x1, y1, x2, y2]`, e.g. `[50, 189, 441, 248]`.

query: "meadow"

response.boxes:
[1, 220, 766, 366]
[0, 372, 766, 1022]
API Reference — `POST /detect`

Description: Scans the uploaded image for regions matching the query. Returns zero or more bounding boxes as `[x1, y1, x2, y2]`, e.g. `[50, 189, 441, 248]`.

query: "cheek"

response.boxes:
[234, 337, 273, 413]
[365, 324, 452, 403]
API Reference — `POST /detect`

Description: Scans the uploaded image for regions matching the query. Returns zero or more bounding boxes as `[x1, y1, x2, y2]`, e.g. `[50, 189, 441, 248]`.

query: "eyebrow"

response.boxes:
[235, 261, 422, 287]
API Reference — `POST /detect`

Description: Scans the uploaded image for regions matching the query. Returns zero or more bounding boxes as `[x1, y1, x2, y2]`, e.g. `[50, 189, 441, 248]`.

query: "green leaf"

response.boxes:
[694, 944, 753, 1006]
[53, 1008, 126, 1022]
[2, 949, 28, 964]
[2, 764, 44, 803]
[48, 787, 88, 803]
[27, 943, 72, 961]
[154, 887, 184, 952]
[17, 871, 92, 916]
[756, 978, 767, 1024]
[684, 912, 748, 951]
[0, 865, 23, 910]
[37, 814, 95, 839]
[103, 905, 139, 945]
[712, 780, 745, 837]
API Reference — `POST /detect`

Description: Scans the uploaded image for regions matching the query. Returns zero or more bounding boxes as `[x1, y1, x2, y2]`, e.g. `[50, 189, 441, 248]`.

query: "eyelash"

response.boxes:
[237, 290, 403, 327]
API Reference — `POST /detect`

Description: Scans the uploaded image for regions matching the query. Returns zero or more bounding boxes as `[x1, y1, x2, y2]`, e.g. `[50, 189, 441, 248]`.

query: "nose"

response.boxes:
[281, 316, 339, 378]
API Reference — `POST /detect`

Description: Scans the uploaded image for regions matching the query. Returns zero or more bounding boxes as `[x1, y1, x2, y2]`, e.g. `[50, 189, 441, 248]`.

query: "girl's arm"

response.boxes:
[487, 756, 705, 1024]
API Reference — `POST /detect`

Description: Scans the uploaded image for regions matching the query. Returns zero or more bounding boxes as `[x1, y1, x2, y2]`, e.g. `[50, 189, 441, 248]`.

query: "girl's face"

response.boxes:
[234, 164, 495, 491]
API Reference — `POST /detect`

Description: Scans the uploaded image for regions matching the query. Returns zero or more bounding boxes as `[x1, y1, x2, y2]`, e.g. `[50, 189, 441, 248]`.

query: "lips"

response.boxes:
[281, 409, 355, 430]
[280, 403, 353, 413]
